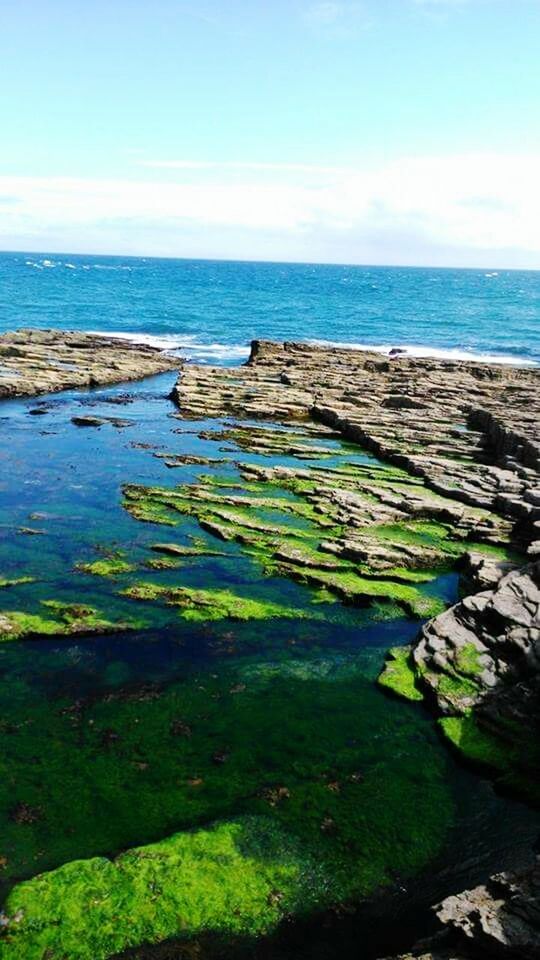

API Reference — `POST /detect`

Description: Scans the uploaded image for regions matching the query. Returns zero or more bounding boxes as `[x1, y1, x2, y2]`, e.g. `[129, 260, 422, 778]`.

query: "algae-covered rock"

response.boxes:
[122, 583, 316, 622]
[0, 817, 324, 959]
[0, 601, 139, 643]
[76, 552, 135, 578]
[378, 647, 424, 702]
[0, 578, 35, 589]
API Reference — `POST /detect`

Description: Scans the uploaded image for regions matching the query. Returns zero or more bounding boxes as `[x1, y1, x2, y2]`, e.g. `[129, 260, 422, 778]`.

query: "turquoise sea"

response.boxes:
[0, 252, 539, 364]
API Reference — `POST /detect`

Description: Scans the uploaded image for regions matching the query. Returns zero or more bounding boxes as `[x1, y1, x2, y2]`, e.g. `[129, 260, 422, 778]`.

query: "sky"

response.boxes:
[0, 0, 539, 267]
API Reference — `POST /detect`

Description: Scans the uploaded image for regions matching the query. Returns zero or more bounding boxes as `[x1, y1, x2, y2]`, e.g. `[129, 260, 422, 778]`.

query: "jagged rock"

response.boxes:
[412, 562, 540, 713]
[381, 857, 540, 960]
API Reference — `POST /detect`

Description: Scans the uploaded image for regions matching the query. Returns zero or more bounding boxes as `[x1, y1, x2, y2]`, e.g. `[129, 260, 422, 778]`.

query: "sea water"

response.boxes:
[0, 252, 538, 365]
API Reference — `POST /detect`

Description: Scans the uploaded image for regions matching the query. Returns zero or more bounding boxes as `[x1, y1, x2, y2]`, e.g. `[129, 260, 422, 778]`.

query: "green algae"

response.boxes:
[150, 541, 229, 558]
[454, 643, 483, 678]
[378, 647, 424, 702]
[144, 556, 182, 570]
[280, 567, 446, 619]
[0, 818, 324, 960]
[76, 553, 135, 578]
[0, 659, 455, 959]
[432, 670, 482, 713]
[121, 477, 453, 621]
[0, 578, 35, 589]
[122, 583, 316, 623]
[0, 601, 139, 643]
[440, 715, 512, 770]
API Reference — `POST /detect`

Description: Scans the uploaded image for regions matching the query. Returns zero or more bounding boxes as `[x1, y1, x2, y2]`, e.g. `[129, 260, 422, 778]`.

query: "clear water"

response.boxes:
[0, 375, 538, 941]
[1, 255, 539, 957]
[0, 252, 539, 365]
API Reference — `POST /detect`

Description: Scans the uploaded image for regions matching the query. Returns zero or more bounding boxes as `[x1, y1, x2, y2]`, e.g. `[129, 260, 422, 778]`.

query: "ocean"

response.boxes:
[0, 251, 538, 366]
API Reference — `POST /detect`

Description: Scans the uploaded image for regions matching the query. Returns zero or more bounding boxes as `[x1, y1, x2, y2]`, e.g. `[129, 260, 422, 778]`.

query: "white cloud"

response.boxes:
[413, 0, 469, 5]
[303, 1, 368, 27]
[138, 160, 351, 174]
[0, 153, 539, 266]
[305, 2, 349, 23]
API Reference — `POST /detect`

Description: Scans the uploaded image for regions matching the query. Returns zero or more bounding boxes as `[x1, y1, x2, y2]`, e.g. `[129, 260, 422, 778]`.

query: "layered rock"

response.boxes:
[0, 329, 179, 398]
[173, 342, 540, 794]
[173, 340, 540, 544]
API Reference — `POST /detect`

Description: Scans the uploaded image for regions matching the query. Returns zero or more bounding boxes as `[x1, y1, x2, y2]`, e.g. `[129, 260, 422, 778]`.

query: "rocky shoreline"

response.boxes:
[0, 329, 179, 398]
[0, 333, 538, 959]
[172, 339, 540, 959]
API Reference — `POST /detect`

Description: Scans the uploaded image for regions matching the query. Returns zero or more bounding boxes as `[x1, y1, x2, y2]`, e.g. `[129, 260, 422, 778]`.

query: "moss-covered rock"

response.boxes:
[378, 647, 424, 702]
[122, 583, 317, 623]
[76, 552, 135, 578]
[0, 601, 139, 643]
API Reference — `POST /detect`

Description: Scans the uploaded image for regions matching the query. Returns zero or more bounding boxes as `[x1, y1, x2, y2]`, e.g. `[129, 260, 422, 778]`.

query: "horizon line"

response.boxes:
[1, 247, 539, 274]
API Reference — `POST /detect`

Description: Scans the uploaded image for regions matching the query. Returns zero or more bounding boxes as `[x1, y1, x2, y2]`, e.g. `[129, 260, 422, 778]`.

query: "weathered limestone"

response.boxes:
[0, 329, 179, 398]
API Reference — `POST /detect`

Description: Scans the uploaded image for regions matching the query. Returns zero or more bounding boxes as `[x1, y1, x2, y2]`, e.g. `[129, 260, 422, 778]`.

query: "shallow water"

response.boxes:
[0, 373, 538, 954]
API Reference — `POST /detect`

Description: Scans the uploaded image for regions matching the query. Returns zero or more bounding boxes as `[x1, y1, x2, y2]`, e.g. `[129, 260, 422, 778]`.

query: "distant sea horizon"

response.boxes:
[1, 250, 538, 366]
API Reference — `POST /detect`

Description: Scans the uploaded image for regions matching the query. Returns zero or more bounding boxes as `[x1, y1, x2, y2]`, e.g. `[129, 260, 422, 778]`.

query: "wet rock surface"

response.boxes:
[0, 329, 179, 398]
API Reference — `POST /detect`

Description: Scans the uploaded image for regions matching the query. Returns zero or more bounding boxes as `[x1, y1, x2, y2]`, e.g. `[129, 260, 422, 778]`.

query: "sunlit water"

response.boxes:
[0, 373, 538, 960]
[1, 252, 539, 365]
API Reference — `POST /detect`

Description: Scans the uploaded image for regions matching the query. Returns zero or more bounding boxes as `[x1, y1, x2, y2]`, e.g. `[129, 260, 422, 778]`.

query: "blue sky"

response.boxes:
[1, 0, 539, 266]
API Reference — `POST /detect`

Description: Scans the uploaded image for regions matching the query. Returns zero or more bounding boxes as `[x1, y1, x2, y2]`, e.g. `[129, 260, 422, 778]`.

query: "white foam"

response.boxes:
[93, 331, 250, 363]
[89, 331, 537, 368]
[308, 339, 538, 367]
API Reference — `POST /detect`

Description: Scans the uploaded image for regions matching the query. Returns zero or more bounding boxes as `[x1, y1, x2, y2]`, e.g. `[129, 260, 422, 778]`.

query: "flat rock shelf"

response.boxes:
[0, 336, 538, 960]
[0, 329, 179, 398]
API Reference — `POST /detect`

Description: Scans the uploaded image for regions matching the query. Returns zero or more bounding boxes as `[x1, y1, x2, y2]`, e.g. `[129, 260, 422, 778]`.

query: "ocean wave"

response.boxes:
[91, 264, 132, 271]
[308, 339, 538, 367]
[24, 259, 133, 272]
[94, 331, 251, 363]
[89, 331, 537, 368]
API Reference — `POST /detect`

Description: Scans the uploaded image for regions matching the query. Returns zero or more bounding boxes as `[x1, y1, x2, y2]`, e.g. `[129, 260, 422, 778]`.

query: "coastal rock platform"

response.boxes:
[0, 329, 179, 399]
[171, 340, 540, 960]
[1, 334, 539, 960]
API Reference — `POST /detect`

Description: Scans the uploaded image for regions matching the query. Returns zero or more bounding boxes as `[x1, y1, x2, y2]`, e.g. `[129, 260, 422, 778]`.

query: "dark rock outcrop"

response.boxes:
[381, 856, 540, 960]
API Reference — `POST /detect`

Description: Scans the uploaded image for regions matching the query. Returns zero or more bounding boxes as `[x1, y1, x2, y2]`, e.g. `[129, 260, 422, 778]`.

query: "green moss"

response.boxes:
[76, 553, 135, 578]
[0, 601, 139, 643]
[122, 583, 315, 623]
[0, 577, 35, 589]
[378, 647, 424, 702]
[0, 817, 324, 960]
